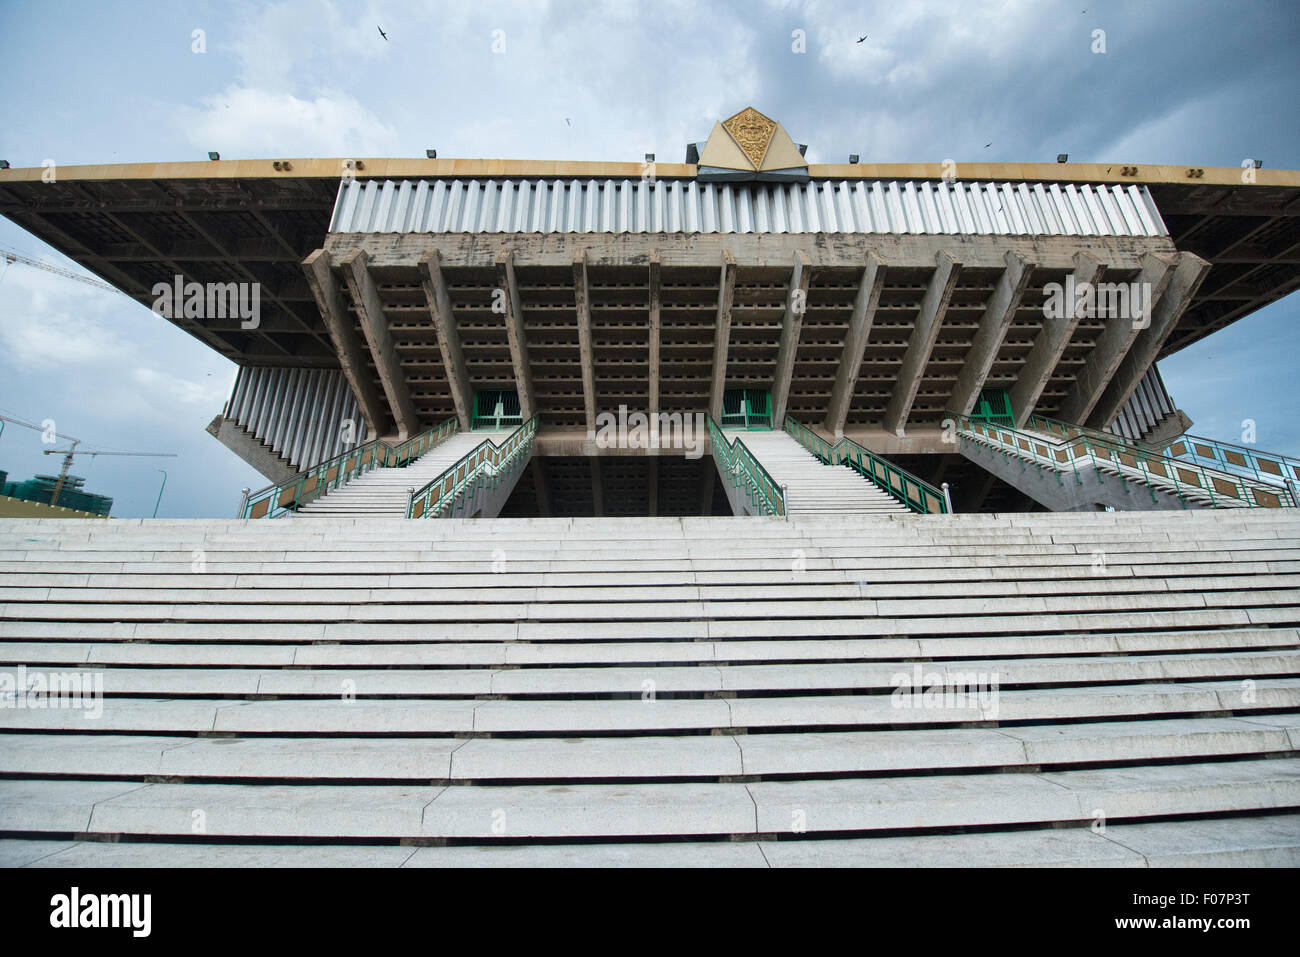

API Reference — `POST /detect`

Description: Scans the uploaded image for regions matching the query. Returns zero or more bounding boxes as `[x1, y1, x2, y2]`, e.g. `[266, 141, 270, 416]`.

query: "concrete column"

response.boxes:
[947, 251, 1034, 416]
[770, 250, 812, 428]
[1056, 252, 1177, 425]
[418, 249, 474, 430]
[532, 457, 551, 517]
[824, 253, 886, 438]
[708, 251, 737, 421]
[340, 249, 418, 439]
[1008, 251, 1104, 426]
[590, 456, 604, 517]
[1086, 252, 1212, 430]
[648, 250, 661, 415]
[573, 251, 599, 434]
[883, 250, 962, 436]
[302, 249, 387, 437]
[496, 251, 536, 421]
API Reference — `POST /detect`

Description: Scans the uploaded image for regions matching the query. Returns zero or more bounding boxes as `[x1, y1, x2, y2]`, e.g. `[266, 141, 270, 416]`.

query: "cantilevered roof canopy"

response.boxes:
[1, 151, 1297, 370]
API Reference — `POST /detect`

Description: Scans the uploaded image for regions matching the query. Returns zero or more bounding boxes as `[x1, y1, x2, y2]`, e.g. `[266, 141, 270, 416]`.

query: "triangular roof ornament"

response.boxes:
[696, 108, 810, 183]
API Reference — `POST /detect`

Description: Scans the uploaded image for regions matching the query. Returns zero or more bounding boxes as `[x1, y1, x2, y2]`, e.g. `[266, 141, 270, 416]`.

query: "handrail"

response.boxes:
[239, 418, 460, 519]
[783, 415, 951, 514]
[1022, 413, 1300, 487]
[407, 416, 538, 518]
[1156, 431, 1299, 492]
[1022, 413, 1300, 498]
[706, 415, 788, 517]
[951, 410, 1297, 509]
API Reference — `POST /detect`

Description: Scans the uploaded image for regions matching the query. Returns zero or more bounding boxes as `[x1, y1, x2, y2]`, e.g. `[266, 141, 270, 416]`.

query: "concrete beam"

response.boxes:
[205, 415, 299, 486]
[648, 250, 661, 414]
[824, 254, 886, 438]
[573, 252, 599, 434]
[341, 249, 419, 438]
[947, 251, 1034, 416]
[303, 249, 387, 437]
[417, 249, 475, 430]
[1056, 252, 1177, 425]
[708, 251, 737, 421]
[495, 251, 535, 421]
[1009, 251, 1105, 426]
[883, 251, 962, 436]
[770, 250, 812, 428]
[327, 232, 1171, 273]
[1087, 252, 1213, 430]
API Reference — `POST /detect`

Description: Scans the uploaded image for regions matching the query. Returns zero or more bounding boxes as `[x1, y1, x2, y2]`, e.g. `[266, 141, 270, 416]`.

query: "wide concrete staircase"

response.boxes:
[293, 432, 511, 517]
[728, 431, 908, 515]
[2, 510, 1300, 867]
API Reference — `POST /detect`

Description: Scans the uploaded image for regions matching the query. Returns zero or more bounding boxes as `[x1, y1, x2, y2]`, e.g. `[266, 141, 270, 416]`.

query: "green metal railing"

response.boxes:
[953, 411, 1297, 509]
[706, 414, 787, 517]
[1026, 413, 1300, 499]
[239, 418, 459, 519]
[783, 416, 951, 514]
[407, 415, 538, 518]
[1162, 434, 1300, 491]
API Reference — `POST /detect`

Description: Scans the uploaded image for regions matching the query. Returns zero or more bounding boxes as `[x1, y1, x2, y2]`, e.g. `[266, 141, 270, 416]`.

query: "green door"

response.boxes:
[720, 389, 772, 429]
[971, 388, 1014, 426]
[472, 390, 522, 430]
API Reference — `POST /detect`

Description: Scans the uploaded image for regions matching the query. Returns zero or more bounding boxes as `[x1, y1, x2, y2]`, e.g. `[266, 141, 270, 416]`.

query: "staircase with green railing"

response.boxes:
[953, 411, 1297, 509]
[783, 416, 952, 514]
[239, 418, 460, 519]
[705, 415, 787, 517]
[407, 416, 538, 519]
[1024, 414, 1300, 508]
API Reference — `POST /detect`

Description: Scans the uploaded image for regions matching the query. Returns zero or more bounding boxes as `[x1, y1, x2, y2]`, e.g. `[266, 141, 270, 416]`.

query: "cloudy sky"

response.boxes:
[0, 0, 1297, 516]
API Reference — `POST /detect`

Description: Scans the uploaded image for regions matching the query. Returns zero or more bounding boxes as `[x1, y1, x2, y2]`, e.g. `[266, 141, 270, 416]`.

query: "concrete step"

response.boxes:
[726, 431, 911, 515]
[6, 812, 1298, 867]
[3, 758, 1297, 840]
[1, 652, 1295, 698]
[4, 679, 1298, 733]
[3, 718, 1294, 780]
[2, 510, 1298, 864]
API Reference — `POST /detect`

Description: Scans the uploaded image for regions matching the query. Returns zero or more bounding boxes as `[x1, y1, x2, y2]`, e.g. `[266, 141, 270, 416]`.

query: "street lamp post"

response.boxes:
[152, 469, 167, 518]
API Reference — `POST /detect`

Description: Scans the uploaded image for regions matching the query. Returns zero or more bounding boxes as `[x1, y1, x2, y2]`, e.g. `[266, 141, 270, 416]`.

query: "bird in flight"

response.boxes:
[377, 26, 388, 41]
[857, 35, 868, 43]
[984, 143, 992, 149]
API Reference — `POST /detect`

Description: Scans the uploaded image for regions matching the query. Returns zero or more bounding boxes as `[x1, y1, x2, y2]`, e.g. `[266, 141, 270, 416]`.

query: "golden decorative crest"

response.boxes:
[721, 107, 777, 170]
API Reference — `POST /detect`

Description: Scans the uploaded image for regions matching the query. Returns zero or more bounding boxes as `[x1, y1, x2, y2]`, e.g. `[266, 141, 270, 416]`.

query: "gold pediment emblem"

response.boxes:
[721, 107, 777, 170]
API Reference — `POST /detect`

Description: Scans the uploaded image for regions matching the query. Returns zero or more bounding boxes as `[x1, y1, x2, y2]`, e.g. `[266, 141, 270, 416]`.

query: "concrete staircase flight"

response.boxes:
[958, 422, 1291, 512]
[726, 431, 908, 515]
[293, 431, 511, 518]
[2, 509, 1299, 866]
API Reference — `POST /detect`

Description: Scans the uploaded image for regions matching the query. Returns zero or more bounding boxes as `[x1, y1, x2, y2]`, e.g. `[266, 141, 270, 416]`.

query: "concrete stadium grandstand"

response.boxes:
[2, 107, 1300, 866]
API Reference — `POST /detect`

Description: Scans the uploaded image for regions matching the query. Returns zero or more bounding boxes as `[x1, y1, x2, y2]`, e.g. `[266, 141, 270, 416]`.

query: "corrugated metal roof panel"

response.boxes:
[224, 367, 365, 470]
[329, 177, 1169, 237]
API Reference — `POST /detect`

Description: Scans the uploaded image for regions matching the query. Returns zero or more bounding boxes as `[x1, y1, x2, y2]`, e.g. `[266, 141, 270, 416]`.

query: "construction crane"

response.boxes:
[0, 413, 176, 508]
[41, 443, 178, 507]
[0, 244, 128, 297]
